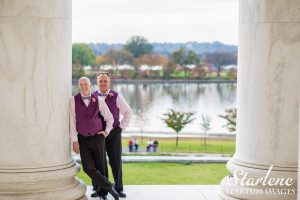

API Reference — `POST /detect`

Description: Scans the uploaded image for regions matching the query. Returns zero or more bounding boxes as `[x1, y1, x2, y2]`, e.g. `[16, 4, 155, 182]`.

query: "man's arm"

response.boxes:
[98, 98, 114, 135]
[117, 94, 132, 130]
[69, 97, 80, 154]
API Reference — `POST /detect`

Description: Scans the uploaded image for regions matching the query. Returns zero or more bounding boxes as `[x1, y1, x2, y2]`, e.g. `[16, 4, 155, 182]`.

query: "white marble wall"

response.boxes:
[220, 0, 300, 199]
[0, 0, 86, 199]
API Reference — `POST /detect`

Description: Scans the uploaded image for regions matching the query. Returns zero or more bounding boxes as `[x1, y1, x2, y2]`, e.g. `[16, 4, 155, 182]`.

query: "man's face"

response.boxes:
[97, 74, 110, 93]
[78, 78, 91, 94]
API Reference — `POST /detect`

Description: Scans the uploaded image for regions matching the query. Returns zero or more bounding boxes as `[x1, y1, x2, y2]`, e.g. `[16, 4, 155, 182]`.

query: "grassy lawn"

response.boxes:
[170, 70, 189, 78]
[76, 163, 229, 185]
[122, 137, 235, 155]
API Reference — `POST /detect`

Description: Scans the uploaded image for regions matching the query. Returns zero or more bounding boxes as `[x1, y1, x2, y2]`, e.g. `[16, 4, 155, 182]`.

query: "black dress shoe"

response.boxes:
[108, 187, 119, 200]
[91, 191, 99, 198]
[100, 195, 108, 200]
[118, 190, 126, 198]
[95, 188, 108, 200]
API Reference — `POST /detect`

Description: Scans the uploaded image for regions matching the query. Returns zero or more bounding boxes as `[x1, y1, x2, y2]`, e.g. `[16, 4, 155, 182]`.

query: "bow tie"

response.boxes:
[98, 93, 108, 97]
[82, 96, 91, 100]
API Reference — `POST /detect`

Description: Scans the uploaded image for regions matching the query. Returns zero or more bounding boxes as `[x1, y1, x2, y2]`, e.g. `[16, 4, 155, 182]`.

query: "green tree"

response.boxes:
[172, 47, 200, 78]
[219, 108, 237, 132]
[200, 114, 212, 147]
[161, 109, 195, 146]
[123, 36, 153, 58]
[72, 43, 96, 67]
[123, 36, 153, 78]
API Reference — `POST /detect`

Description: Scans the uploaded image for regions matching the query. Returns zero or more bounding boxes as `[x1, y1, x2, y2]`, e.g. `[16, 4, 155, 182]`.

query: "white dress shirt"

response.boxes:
[69, 93, 114, 142]
[98, 89, 132, 130]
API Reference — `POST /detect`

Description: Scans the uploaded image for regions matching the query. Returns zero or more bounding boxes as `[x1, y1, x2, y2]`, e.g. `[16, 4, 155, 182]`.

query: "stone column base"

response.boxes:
[0, 161, 87, 200]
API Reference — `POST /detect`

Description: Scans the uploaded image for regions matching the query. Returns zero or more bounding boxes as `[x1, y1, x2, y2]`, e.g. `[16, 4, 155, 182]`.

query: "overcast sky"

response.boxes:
[72, 0, 238, 44]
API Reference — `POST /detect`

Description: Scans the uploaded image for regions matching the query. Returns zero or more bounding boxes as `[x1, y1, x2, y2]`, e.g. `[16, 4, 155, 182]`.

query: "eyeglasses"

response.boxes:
[97, 72, 110, 77]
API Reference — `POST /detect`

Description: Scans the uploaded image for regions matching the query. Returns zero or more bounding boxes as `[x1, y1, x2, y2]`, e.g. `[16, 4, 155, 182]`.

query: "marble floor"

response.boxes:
[86, 185, 220, 200]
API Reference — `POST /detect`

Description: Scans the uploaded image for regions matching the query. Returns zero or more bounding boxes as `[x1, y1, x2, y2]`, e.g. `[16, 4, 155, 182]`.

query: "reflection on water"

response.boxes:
[72, 83, 237, 133]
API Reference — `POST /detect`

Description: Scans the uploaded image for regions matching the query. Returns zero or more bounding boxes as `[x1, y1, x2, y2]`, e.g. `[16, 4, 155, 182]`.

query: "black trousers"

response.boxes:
[106, 127, 123, 192]
[78, 134, 112, 192]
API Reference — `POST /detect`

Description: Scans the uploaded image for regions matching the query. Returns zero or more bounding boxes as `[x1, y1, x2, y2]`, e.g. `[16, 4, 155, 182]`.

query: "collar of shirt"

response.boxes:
[98, 89, 110, 96]
[80, 92, 91, 98]
[80, 93, 92, 102]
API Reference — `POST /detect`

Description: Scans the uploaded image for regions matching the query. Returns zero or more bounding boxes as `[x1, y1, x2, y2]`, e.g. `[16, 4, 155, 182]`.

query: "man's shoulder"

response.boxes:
[91, 91, 99, 99]
[72, 93, 81, 99]
[70, 94, 78, 100]
[109, 90, 119, 95]
[70, 93, 82, 104]
[92, 90, 99, 95]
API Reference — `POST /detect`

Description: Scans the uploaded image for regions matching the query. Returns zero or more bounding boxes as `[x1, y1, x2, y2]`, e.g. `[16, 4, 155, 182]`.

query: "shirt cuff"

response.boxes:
[71, 135, 78, 143]
[105, 128, 112, 133]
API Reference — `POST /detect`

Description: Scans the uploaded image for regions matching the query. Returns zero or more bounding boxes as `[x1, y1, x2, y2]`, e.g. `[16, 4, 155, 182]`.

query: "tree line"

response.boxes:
[72, 36, 237, 80]
[161, 108, 236, 147]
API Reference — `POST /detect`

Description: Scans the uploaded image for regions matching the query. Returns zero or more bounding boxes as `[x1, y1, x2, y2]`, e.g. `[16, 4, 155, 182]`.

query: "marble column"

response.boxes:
[0, 1, 86, 199]
[220, 0, 300, 199]
[298, 62, 300, 200]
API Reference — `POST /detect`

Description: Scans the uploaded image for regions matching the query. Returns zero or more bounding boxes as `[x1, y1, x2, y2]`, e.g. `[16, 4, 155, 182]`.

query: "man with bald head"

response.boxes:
[91, 72, 132, 198]
[70, 77, 119, 200]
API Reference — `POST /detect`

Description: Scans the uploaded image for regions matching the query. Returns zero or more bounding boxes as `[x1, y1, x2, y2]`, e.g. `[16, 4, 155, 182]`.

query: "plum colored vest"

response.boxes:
[94, 90, 120, 128]
[74, 93, 103, 136]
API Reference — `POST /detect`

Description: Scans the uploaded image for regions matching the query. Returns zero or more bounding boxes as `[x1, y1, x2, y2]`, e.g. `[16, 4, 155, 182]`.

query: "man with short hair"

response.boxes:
[70, 77, 119, 200]
[91, 72, 132, 198]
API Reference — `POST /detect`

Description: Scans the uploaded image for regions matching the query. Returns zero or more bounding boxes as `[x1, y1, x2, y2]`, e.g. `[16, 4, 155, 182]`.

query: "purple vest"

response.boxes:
[94, 90, 120, 128]
[74, 93, 103, 136]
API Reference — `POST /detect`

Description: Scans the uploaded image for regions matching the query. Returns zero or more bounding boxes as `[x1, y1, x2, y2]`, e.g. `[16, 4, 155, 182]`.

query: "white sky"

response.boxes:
[72, 0, 238, 44]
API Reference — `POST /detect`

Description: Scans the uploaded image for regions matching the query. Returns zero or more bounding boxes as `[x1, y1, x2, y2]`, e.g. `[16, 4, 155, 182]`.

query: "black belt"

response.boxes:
[78, 133, 98, 139]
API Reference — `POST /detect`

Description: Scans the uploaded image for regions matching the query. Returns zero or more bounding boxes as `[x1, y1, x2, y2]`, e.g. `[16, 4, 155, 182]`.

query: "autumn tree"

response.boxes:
[203, 51, 237, 79]
[94, 55, 110, 67]
[137, 53, 168, 78]
[162, 60, 176, 79]
[191, 64, 212, 79]
[105, 48, 134, 76]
